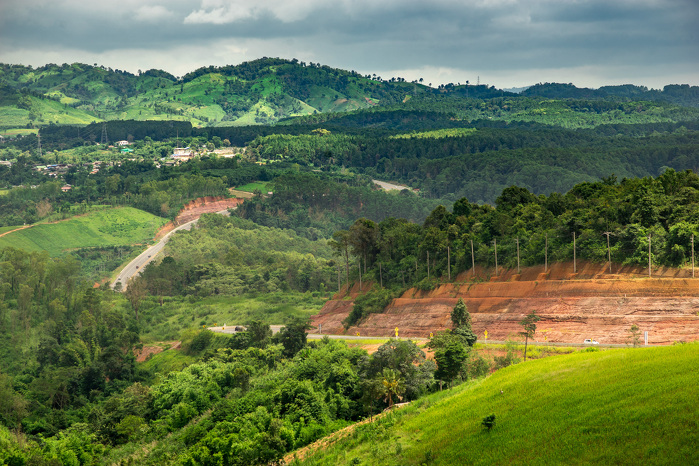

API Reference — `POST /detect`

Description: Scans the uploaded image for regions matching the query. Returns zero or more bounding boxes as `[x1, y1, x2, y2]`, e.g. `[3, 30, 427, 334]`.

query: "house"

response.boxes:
[116, 140, 131, 146]
[173, 147, 193, 158]
[61, 184, 72, 192]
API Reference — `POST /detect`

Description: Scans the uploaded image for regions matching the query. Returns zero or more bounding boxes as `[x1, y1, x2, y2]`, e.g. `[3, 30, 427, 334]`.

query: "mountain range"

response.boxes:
[1, 58, 698, 129]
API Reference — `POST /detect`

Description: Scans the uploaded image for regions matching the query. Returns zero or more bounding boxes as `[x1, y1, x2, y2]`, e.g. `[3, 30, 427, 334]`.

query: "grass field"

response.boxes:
[235, 181, 272, 193]
[0, 207, 166, 256]
[0, 225, 21, 235]
[299, 343, 699, 465]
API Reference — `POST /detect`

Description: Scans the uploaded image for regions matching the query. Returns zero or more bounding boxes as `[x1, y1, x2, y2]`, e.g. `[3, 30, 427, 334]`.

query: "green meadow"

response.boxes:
[0, 207, 166, 256]
[299, 343, 699, 465]
[235, 181, 272, 193]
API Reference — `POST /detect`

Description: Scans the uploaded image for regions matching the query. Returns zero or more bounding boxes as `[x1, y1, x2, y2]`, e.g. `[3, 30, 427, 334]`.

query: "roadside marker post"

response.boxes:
[395, 327, 399, 338]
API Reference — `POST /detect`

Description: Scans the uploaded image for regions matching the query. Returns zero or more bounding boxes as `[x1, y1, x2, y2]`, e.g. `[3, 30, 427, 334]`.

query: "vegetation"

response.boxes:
[328, 169, 699, 292]
[1, 58, 698, 464]
[297, 343, 699, 465]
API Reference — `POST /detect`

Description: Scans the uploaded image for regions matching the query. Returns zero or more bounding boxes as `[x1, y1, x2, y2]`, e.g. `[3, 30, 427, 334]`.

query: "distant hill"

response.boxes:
[1, 59, 698, 129]
[523, 82, 699, 106]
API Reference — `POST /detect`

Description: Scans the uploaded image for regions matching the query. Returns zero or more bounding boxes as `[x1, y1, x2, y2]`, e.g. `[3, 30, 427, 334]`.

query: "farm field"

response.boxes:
[298, 343, 699, 465]
[0, 206, 166, 256]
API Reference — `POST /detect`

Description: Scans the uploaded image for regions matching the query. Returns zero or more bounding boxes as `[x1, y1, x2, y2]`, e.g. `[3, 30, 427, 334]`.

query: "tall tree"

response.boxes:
[519, 311, 540, 361]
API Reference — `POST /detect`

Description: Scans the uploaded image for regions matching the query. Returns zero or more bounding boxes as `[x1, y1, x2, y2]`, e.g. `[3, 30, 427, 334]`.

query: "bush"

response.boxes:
[493, 340, 521, 369]
[343, 287, 403, 328]
[186, 330, 214, 354]
[468, 354, 491, 378]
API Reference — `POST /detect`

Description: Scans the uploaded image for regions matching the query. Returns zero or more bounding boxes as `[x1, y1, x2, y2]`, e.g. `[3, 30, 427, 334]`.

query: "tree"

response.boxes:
[451, 298, 477, 347]
[330, 230, 351, 286]
[275, 318, 312, 358]
[519, 311, 540, 361]
[247, 320, 273, 348]
[378, 368, 405, 408]
[451, 298, 470, 328]
[628, 324, 642, 347]
[124, 276, 147, 320]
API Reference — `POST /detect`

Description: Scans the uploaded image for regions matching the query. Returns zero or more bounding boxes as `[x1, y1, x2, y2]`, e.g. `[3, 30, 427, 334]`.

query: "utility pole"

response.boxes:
[37, 132, 42, 158]
[447, 245, 451, 281]
[603, 232, 612, 273]
[471, 239, 475, 277]
[573, 232, 577, 274]
[100, 123, 108, 145]
[648, 233, 652, 278]
[515, 238, 520, 273]
[692, 234, 695, 278]
[493, 239, 498, 277]
[545, 233, 548, 273]
[427, 250, 430, 280]
[379, 262, 383, 288]
[358, 259, 362, 291]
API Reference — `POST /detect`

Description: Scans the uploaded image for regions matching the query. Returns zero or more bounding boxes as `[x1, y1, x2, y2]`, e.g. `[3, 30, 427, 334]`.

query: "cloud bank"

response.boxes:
[0, 0, 697, 88]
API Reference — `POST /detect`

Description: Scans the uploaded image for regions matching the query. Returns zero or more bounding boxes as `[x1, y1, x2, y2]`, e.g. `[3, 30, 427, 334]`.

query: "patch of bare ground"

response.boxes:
[312, 261, 699, 345]
[134, 341, 180, 362]
[154, 196, 244, 239]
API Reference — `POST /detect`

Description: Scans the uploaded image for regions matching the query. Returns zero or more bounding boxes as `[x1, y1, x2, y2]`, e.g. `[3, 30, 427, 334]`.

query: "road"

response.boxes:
[112, 209, 231, 291]
[208, 326, 649, 347]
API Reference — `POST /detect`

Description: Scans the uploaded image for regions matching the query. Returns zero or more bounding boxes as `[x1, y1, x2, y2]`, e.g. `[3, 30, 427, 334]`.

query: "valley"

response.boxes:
[0, 58, 698, 465]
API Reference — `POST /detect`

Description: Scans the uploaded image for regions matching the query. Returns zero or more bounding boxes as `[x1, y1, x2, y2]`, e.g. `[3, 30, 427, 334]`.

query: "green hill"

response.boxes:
[2, 60, 698, 130]
[299, 344, 699, 465]
[0, 206, 166, 256]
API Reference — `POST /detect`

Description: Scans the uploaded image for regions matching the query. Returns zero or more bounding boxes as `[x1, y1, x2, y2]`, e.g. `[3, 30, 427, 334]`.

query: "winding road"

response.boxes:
[112, 209, 231, 291]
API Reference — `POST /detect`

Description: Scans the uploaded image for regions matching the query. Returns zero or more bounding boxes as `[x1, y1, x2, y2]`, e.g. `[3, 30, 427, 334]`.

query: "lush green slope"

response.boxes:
[0, 206, 165, 255]
[2, 60, 698, 129]
[299, 343, 699, 465]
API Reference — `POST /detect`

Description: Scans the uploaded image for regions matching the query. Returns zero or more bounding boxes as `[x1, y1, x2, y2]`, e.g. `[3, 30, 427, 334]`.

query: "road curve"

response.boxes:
[112, 209, 231, 291]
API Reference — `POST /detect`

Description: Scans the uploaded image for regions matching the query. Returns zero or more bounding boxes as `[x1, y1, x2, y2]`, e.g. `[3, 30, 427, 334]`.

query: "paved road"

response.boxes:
[112, 209, 231, 291]
[208, 326, 648, 347]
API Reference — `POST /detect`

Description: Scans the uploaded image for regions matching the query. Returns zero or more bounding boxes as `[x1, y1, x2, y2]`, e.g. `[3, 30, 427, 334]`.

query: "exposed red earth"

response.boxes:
[155, 196, 244, 239]
[312, 261, 699, 345]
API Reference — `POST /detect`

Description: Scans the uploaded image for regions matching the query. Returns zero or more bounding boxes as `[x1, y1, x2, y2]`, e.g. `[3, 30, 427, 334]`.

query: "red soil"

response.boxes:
[312, 261, 699, 345]
[155, 196, 244, 239]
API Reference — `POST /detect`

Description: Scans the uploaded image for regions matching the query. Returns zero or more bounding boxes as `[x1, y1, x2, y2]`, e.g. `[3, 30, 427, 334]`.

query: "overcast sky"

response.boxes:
[1, 0, 697, 89]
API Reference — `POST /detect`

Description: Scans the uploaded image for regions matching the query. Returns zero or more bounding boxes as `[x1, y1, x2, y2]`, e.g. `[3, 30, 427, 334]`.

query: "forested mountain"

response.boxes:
[2, 58, 699, 129]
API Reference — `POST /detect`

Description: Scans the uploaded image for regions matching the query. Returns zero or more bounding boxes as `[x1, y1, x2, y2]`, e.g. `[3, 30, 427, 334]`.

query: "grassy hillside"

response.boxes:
[299, 344, 699, 465]
[2, 60, 698, 129]
[0, 206, 166, 255]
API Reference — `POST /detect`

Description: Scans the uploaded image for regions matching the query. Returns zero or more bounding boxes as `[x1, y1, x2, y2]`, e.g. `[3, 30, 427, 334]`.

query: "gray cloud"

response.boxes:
[0, 0, 696, 88]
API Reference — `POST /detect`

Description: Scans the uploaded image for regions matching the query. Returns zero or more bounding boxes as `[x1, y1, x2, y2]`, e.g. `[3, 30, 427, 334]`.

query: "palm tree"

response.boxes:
[379, 368, 405, 408]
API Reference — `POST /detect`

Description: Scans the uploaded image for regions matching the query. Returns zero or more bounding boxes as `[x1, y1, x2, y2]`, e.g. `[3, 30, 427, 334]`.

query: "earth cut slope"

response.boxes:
[312, 261, 699, 345]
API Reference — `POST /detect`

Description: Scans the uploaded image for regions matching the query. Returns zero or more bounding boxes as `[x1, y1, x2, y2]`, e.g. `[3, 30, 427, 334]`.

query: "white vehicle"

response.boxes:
[583, 339, 599, 345]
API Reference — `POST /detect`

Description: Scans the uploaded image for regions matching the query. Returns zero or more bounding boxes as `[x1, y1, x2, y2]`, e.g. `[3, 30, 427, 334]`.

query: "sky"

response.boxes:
[0, 0, 697, 90]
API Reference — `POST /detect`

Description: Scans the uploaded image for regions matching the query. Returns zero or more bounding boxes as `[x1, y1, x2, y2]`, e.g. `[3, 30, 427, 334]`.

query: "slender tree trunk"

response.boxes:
[524, 335, 528, 361]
